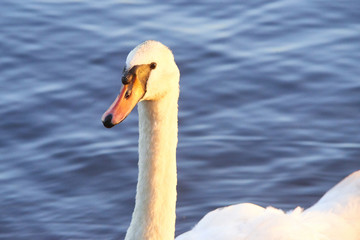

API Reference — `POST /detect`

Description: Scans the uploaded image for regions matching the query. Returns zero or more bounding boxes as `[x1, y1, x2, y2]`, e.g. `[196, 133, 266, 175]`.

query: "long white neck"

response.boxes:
[125, 87, 179, 240]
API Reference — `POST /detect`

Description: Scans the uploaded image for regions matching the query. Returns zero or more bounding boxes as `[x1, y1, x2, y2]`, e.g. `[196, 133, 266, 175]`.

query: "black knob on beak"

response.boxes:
[122, 76, 130, 85]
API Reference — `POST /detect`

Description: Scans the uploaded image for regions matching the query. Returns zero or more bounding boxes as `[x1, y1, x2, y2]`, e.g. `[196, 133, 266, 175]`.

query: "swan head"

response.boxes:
[102, 40, 179, 128]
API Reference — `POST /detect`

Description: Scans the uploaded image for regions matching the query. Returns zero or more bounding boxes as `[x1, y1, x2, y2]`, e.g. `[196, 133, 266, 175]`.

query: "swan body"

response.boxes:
[177, 171, 360, 240]
[102, 40, 360, 240]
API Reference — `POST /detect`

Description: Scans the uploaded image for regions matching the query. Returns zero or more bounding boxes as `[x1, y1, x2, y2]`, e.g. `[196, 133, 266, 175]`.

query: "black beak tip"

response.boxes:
[103, 114, 114, 128]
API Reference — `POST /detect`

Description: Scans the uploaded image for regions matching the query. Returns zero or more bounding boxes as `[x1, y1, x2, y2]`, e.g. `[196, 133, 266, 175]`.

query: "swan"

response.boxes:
[101, 40, 360, 240]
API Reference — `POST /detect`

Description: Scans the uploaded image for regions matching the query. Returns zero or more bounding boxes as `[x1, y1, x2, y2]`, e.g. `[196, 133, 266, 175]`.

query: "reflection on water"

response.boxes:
[1, 1, 359, 239]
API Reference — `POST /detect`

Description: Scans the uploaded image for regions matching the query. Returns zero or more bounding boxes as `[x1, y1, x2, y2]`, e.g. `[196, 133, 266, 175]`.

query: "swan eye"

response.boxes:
[150, 62, 157, 70]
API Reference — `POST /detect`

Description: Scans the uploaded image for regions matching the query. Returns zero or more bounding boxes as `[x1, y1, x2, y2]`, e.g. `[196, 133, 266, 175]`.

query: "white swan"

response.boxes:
[102, 40, 360, 240]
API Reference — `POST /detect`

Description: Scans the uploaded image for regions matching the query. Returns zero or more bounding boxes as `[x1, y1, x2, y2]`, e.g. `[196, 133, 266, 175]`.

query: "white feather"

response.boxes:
[108, 40, 360, 240]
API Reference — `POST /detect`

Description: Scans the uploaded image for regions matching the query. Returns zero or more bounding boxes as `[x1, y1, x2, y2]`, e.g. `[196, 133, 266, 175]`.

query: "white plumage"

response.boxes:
[102, 40, 360, 240]
[177, 171, 360, 240]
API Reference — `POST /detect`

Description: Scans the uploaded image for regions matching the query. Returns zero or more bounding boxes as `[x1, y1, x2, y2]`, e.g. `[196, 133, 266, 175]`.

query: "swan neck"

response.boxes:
[125, 89, 179, 240]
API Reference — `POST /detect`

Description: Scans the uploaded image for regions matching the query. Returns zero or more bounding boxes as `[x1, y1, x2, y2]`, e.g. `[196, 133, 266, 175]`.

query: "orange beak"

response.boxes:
[102, 76, 145, 128]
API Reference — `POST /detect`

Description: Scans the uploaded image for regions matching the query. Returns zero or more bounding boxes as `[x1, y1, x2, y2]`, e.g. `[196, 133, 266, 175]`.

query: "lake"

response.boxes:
[1, 1, 359, 239]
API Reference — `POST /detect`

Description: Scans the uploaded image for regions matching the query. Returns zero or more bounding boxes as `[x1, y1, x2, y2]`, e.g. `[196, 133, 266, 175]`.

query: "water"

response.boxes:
[1, 1, 359, 239]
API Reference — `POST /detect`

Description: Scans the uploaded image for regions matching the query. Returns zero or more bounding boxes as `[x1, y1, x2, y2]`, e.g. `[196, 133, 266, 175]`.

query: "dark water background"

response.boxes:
[1, 1, 360, 239]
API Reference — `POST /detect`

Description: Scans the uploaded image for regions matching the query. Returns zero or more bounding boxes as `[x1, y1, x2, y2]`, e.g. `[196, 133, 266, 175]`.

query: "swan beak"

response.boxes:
[102, 78, 145, 128]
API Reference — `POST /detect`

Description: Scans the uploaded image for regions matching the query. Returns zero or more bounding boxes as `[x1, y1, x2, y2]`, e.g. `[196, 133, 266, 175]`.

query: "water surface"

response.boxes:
[1, 1, 360, 239]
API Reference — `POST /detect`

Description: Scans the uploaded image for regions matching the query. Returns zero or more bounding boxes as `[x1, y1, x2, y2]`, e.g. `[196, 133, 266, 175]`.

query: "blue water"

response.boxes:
[1, 1, 360, 239]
